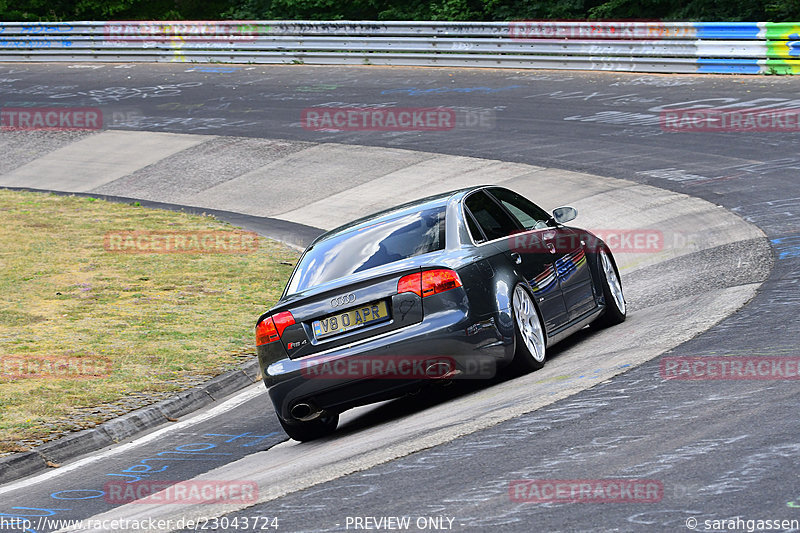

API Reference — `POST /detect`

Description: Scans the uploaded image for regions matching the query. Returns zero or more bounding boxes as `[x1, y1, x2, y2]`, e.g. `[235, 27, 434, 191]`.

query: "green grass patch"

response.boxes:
[0, 190, 298, 454]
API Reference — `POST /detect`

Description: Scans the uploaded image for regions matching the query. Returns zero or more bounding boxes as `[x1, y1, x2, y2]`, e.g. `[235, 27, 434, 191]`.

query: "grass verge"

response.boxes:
[0, 189, 298, 455]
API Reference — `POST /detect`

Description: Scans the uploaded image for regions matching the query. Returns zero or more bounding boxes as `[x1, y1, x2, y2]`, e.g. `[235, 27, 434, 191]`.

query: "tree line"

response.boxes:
[3, 0, 799, 23]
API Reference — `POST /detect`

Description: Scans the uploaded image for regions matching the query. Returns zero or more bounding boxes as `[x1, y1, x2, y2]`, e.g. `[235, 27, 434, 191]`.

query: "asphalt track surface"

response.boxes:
[0, 64, 798, 532]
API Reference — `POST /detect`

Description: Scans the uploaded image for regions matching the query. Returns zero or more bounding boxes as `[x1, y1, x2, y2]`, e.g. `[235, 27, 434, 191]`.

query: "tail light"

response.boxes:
[256, 311, 295, 346]
[397, 273, 422, 297]
[398, 269, 462, 298]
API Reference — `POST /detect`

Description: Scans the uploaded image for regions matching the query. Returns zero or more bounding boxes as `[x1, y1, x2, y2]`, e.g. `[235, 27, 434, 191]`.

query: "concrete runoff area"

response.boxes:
[0, 131, 762, 532]
[188, 143, 436, 217]
[0, 130, 206, 192]
[91, 137, 314, 206]
[277, 157, 543, 229]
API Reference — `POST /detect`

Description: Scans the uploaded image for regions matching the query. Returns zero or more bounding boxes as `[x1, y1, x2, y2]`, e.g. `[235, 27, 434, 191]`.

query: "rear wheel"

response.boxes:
[278, 412, 339, 442]
[509, 284, 546, 374]
[593, 248, 626, 328]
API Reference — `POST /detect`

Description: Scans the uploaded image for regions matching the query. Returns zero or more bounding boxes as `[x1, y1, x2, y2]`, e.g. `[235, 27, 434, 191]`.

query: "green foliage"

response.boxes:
[2, 0, 233, 21]
[670, 0, 767, 21]
[765, 0, 800, 21]
[2, 0, 800, 23]
[589, 0, 677, 20]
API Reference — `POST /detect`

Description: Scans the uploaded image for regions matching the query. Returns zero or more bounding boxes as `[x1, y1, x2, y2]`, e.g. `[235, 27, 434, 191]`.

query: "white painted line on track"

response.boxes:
[0, 385, 265, 494]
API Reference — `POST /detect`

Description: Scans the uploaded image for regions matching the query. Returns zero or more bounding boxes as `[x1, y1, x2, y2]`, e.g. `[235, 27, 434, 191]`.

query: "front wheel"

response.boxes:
[508, 284, 546, 374]
[593, 248, 626, 328]
[278, 412, 339, 442]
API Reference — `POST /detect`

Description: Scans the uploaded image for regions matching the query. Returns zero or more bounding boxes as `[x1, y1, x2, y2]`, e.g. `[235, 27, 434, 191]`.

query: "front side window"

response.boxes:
[487, 188, 552, 230]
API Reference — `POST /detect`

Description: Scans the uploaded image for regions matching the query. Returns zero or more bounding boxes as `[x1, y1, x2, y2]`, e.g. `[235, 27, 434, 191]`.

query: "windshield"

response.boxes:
[285, 207, 446, 295]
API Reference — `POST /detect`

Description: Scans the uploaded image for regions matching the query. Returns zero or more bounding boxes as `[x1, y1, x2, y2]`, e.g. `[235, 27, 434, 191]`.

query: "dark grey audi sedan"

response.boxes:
[256, 186, 626, 441]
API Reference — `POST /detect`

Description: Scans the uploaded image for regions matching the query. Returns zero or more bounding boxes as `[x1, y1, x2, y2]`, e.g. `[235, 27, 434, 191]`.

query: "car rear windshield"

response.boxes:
[285, 207, 446, 295]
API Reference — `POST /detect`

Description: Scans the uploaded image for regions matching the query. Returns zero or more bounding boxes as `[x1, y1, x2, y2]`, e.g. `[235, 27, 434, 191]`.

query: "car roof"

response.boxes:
[308, 185, 491, 247]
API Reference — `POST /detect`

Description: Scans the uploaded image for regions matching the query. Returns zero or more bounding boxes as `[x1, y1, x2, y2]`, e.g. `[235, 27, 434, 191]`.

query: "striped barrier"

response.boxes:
[764, 22, 800, 74]
[0, 20, 797, 74]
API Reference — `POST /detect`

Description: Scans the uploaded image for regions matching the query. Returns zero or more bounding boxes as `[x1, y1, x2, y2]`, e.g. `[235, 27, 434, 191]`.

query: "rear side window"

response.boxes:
[465, 210, 487, 244]
[464, 191, 519, 242]
[487, 187, 552, 230]
[286, 207, 445, 294]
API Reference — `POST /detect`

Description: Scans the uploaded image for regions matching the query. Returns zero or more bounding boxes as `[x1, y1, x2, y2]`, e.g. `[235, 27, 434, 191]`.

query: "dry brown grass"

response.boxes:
[0, 190, 298, 453]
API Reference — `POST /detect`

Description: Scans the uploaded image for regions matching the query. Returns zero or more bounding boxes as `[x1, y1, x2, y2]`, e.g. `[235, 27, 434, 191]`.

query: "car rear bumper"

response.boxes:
[259, 308, 512, 422]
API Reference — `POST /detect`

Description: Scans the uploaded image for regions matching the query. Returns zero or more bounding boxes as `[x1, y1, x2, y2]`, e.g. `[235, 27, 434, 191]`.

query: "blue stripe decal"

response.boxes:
[787, 37, 800, 57]
[697, 58, 762, 74]
[695, 22, 761, 40]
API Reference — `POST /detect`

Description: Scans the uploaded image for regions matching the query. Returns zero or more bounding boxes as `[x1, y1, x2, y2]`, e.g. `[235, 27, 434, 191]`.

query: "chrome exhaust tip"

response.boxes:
[290, 402, 323, 422]
[425, 361, 461, 380]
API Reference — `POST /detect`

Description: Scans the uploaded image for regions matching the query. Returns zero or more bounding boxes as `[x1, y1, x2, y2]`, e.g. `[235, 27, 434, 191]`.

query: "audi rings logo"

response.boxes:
[330, 293, 356, 308]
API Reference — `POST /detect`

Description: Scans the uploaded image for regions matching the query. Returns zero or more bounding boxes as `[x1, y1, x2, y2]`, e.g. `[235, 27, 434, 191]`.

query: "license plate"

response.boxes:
[313, 300, 389, 340]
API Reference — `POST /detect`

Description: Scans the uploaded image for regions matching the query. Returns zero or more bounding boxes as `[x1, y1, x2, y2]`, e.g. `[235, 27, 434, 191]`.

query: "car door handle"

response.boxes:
[510, 252, 522, 265]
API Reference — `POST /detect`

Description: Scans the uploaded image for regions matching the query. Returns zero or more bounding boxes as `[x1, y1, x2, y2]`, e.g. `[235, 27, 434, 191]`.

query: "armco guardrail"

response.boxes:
[0, 20, 798, 74]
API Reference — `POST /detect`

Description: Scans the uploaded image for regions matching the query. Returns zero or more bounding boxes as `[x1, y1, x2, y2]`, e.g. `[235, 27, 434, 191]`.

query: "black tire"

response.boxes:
[592, 248, 627, 328]
[278, 412, 339, 442]
[508, 284, 547, 374]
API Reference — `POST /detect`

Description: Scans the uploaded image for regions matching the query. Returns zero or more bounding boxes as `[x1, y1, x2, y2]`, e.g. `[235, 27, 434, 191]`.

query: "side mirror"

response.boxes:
[552, 206, 578, 225]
